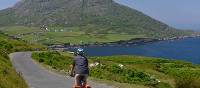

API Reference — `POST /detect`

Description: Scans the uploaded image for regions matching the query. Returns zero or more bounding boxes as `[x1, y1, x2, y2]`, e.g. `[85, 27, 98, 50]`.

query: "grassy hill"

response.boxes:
[32, 51, 200, 88]
[0, 33, 45, 88]
[0, 0, 196, 40]
[0, 35, 27, 88]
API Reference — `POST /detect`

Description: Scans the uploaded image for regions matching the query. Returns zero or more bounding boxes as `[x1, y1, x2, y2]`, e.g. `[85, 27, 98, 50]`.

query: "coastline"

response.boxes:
[48, 34, 200, 50]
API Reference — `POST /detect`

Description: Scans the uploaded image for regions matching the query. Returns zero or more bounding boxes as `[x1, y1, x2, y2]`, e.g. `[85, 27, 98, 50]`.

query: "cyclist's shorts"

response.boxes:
[75, 74, 88, 86]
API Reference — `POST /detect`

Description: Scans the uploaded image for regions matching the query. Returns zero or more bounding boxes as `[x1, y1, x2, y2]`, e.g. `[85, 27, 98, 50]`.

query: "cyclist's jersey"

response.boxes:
[73, 55, 89, 74]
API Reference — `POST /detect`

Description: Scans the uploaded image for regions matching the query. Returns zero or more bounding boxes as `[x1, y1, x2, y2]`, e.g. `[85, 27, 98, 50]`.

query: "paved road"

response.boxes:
[10, 52, 113, 88]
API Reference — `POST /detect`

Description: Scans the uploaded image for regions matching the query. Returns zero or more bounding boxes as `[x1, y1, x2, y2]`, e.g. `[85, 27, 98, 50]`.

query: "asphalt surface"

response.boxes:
[10, 52, 113, 88]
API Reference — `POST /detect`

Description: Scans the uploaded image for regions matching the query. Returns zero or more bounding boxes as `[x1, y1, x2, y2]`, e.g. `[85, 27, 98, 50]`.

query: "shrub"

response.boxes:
[0, 56, 28, 88]
[175, 75, 200, 88]
[154, 82, 173, 88]
[0, 34, 43, 88]
[90, 64, 157, 85]
[32, 51, 73, 71]
[39, 58, 44, 63]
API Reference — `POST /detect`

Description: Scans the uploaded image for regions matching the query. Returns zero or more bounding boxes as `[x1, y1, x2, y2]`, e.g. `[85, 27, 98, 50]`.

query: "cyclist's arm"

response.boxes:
[70, 59, 75, 77]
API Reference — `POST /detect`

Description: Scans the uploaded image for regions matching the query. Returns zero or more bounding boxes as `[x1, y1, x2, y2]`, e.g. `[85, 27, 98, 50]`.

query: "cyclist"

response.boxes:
[70, 48, 90, 88]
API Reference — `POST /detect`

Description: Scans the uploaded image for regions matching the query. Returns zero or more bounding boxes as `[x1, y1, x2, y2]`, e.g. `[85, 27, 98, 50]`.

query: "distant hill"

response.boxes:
[0, 0, 195, 38]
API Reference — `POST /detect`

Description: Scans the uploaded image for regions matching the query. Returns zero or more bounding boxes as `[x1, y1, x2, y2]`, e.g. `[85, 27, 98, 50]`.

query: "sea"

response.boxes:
[79, 37, 200, 64]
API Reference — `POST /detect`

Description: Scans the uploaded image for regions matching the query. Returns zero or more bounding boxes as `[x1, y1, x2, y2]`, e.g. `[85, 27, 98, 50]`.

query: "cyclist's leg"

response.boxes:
[74, 74, 81, 87]
[82, 74, 89, 88]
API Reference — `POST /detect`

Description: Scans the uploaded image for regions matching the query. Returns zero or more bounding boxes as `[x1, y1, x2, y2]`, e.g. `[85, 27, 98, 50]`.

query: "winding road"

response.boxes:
[10, 52, 113, 88]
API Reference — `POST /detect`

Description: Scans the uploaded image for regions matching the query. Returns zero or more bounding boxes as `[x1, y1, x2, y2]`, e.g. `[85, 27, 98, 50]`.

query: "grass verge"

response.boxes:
[0, 33, 45, 88]
[31, 51, 200, 88]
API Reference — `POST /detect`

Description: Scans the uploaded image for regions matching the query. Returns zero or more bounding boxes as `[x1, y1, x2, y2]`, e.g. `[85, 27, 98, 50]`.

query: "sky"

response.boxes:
[0, 0, 18, 10]
[114, 0, 200, 30]
[0, 0, 200, 30]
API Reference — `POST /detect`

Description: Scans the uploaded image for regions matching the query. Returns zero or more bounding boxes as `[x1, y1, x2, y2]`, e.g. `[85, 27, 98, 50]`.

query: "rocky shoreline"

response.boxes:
[48, 35, 200, 51]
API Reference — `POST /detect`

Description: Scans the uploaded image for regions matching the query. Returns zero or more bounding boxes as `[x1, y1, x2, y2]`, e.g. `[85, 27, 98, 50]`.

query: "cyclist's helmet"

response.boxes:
[77, 48, 84, 55]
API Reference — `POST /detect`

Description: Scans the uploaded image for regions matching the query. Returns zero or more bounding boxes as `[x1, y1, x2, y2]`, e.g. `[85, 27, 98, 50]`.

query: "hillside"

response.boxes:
[0, 0, 195, 39]
[0, 34, 28, 88]
[0, 32, 45, 88]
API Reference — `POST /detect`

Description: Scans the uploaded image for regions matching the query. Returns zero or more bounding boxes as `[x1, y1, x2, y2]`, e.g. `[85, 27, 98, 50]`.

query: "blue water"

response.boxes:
[83, 37, 200, 64]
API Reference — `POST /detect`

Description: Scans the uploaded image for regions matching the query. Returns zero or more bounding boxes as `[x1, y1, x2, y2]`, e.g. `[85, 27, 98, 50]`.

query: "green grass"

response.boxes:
[32, 51, 73, 71]
[1, 26, 147, 44]
[38, 32, 145, 44]
[0, 33, 45, 88]
[32, 51, 200, 88]
[1, 26, 195, 45]
[0, 26, 40, 35]
[0, 56, 28, 88]
[42, 32, 145, 44]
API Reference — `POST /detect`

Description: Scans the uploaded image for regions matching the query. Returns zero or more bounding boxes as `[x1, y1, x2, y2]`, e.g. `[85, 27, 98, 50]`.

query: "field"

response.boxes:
[0, 26, 147, 44]
[0, 26, 40, 35]
[32, 51, 200, 88]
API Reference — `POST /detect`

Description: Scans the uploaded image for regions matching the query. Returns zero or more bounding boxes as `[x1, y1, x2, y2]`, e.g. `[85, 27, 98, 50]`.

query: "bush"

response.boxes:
[0, 34, 43, 88]
[39, 58, 44, 63]
[175, 75, 200, 88]
[90, 64, 157, 85]
[154, 82, 172, 88]
[32, 51, 73, 71]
